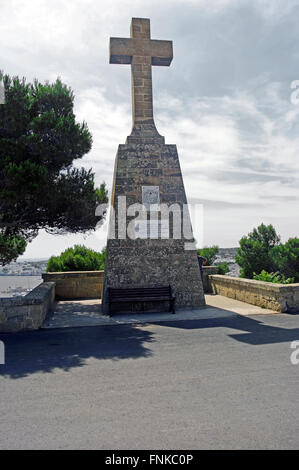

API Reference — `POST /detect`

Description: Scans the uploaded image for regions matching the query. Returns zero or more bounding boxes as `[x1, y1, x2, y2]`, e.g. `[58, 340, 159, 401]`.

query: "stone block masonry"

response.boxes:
[210, 275, 299, 313]
[202, 266, 219, 293]
[102, 141, 205, 314]
[42, 271, 104, 300]
[0, 282, 55, 333]
[110, 17, 172, 140]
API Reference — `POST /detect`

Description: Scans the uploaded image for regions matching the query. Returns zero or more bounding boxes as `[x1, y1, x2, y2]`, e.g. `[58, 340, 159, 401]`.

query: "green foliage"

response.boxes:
[270, 238, 299, 282]
[46, 245, 106, 272]
[197, 245, 219, 266]
[0, 233, 26, 265]
[253, 270, 295, 284]
[217, 262, 230, 275]
[236, 224, 299, 282]
[235, 223, 280, 278]
[0, 72, 108, 264]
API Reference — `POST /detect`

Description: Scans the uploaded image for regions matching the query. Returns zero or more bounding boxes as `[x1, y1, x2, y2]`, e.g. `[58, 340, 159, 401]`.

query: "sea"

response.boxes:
[0, 248, 240, 298]
[0, 259, 47, 298]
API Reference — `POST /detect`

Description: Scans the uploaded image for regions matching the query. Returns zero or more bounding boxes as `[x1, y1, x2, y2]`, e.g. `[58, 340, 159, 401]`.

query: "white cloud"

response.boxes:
[154, 81, 299, 246]
[1, 0, 298, 256]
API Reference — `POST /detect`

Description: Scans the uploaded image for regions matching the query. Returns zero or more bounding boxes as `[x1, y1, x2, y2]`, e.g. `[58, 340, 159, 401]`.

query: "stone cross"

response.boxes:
[110, 18, 173, 141]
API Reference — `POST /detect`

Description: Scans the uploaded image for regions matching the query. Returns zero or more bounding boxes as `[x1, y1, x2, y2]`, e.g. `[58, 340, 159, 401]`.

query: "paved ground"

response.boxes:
[1, 296, 299, 449]
[43, 294, 276, 329]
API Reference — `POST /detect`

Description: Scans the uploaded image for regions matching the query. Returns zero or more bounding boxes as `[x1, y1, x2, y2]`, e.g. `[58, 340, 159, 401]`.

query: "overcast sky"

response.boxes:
[1, 0, 299, 258]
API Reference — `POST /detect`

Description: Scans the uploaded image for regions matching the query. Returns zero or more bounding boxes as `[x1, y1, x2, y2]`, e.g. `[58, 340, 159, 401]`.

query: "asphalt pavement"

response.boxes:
[1, 300, 299, 449]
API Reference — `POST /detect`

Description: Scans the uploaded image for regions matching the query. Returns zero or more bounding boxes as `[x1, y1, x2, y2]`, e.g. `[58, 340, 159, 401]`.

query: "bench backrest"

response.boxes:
[109, 285, 172, 300]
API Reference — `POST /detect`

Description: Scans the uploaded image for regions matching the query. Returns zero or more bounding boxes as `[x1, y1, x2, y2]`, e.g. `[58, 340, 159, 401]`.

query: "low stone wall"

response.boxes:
[202, 266, 219, 292]
[42, 271, 104, 299]
[0, 282, 55, 333]
[210, 275, 299, 313]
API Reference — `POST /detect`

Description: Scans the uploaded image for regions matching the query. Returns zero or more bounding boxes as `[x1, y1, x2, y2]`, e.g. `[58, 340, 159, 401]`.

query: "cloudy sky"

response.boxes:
[1, 0, 299, 258]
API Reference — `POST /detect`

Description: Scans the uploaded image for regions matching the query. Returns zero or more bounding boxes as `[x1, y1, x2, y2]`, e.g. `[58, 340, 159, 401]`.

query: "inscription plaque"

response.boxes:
[134, 219, 169, 239]
[142, 186, 160, 211]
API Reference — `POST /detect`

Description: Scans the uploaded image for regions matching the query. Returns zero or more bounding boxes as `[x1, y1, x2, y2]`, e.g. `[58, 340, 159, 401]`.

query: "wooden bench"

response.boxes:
[108, 285, 176, 316]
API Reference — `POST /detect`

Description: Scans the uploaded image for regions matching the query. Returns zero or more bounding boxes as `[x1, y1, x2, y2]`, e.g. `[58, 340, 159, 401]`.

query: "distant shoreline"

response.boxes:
[0, 275, 42, 298]
[0, 273, 45, 276]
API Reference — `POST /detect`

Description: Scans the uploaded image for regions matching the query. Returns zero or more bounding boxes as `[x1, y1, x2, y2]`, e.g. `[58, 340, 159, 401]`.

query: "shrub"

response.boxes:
[217, 262, 230, 275]
[253, 270, 295, 284]
[270, 238, 299, 282]
[235, 223, 280, 278]
[197, 246, 219, 266]
[46, 245, 106, 272]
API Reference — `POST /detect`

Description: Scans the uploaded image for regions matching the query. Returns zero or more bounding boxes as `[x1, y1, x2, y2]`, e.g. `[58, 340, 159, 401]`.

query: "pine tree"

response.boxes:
[0, 73, 108, 264]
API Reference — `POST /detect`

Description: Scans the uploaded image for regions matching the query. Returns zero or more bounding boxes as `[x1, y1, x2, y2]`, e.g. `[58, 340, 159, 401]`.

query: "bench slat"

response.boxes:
[110, 289, 170, 294]
[111, 297, 175, 302]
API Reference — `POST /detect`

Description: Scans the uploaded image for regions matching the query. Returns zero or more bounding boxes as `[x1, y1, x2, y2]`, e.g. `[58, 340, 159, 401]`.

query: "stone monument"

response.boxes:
[102, 18, 205, 313]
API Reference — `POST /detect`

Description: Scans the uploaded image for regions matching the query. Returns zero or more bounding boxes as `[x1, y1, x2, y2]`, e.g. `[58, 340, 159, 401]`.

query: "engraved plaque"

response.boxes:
[151, 219, 169, 239]
[134, 220, 148, 239]
[134, 219, 169, 239]
[142, 186, 160, 211]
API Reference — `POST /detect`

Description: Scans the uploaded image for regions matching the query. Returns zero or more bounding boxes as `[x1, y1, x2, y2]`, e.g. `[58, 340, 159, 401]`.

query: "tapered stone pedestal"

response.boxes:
[103, 18, 205, 314]
[102, 141, 205, 314]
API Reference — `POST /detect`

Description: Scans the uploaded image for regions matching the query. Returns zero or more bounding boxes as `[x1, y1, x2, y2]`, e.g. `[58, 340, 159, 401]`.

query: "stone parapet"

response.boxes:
[210, 275, 299, 313]
[202, 266, 219, 293]
[0, 282, 55, 333]
[42, 271, 104, 300]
